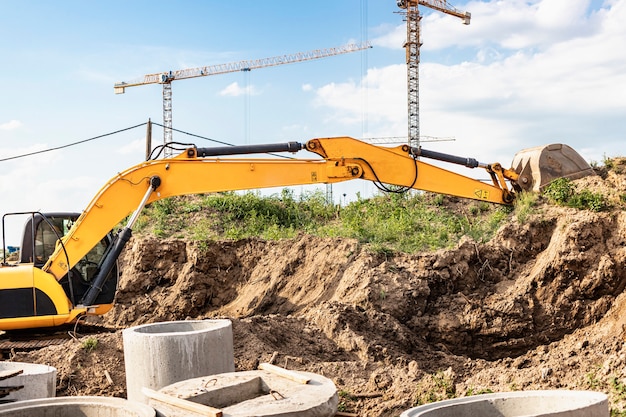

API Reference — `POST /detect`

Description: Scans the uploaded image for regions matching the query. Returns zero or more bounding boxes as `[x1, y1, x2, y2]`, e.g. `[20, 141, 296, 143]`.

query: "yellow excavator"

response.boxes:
[0, 137, 594, 331]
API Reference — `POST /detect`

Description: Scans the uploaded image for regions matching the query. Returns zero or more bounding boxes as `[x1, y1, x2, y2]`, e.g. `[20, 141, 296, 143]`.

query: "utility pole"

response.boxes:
[145, 118, 152, 160]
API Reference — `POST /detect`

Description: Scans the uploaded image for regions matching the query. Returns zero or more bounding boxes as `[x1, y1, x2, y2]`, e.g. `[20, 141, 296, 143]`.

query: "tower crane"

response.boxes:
[114, 42, 372, 156]
[397, 0, 470, 148]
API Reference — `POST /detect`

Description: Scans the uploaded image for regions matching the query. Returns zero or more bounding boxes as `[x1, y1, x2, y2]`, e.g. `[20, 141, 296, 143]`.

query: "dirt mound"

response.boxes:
[11, 167, 626, 416]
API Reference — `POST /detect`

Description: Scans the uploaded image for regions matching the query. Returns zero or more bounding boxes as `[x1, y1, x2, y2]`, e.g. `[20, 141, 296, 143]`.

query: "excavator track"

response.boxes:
[0, 324, 116, 354]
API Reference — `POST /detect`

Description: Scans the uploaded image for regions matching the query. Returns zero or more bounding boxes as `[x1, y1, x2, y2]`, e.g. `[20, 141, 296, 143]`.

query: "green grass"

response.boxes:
[320, 192, 510, 253]
[134, 190, 511, 254]
[413, 370, 457, 406]
[81, 337, 98, 352]
[465, 387, 494, 396]
[543, 178, 608, 212]
[513, 191, 539, 223]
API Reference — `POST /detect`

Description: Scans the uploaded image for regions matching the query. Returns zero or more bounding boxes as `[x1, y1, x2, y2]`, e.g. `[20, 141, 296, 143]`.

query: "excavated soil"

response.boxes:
[9, 159, 626, 416]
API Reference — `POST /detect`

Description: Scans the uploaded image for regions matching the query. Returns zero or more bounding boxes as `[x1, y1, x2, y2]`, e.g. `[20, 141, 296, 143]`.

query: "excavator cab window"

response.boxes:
[33, 217, 68, 265]
[16, 213, 76, 268]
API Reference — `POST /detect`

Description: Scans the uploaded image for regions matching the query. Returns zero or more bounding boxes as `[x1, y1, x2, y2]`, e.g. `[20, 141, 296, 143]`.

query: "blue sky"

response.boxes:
[1, 0, 624, 243]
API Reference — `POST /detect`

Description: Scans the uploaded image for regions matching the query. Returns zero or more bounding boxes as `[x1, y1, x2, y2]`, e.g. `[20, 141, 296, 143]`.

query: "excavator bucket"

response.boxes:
[511, 143, 595, 192]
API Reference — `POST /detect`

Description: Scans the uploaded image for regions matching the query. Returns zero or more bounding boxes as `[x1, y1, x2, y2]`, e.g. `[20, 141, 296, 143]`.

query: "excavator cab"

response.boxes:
[1, 212, 118, 322]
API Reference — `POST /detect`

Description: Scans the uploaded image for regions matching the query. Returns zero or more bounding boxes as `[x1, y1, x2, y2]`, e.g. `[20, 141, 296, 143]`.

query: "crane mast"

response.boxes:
[397, 0, 470, 148]
[114, 42, 372, 157]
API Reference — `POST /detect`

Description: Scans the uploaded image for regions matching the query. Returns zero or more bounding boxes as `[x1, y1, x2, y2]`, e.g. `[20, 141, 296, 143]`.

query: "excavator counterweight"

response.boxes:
[511, 143, 596, 192]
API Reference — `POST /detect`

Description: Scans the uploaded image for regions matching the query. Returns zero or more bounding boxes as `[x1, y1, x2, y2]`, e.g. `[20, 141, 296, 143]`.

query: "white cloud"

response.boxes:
[315, 65, 406, 128]
[0, 120, 22, 131]
[466, 0, 602, 50]
[219, 82, 260, 97]
[281, 123, 309, 134]
[373, 0, 605, 53]
[420, 2, 626, 116]
[314, 0, 625, 166]
[302, 83, 313, 92]
[0, 166, 99, 245]
[117, 138, 146, 155]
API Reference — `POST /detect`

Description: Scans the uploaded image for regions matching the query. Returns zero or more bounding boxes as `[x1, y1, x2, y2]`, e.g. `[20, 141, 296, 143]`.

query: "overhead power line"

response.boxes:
[0, 122, 256, 163]
[0, 123, 148, 163]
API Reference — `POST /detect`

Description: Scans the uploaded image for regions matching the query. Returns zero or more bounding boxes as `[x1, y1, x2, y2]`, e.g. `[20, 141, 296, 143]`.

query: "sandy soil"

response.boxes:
[9, 158, 626, 416]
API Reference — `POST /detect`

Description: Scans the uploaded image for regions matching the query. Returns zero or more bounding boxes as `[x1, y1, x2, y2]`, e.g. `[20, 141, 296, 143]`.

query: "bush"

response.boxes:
[569, 190, 608, 212]
[543, 178, 575, 205]
[543, 178, 608, 212]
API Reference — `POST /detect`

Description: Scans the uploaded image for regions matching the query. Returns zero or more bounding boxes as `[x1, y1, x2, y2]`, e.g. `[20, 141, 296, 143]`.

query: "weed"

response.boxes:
[81, 337, 98, 352]
[334, 193, 507, 252]
[337, 390, 356, 413]
[514, 191, 538, 223]
[370, 244, 396, 258]
[603, 154, 615, 171]
[338, 390, 357, 400]
[433, 371, 456, 398]
[584, 369, 601, 390]
[153, 198, 178, 216]
[414, 370, 456, 405]
[543, 178, 608, 212]
[543, 178, 575, 205]
[433, 194, 445, 206]
[480, 202, 491, 212]
[569, 189, 608, 212]
[181, 199, 203, 213]
[465, 387, 494, 396]
[611, 377, 626, 400]
[195, 240, 210, 253]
